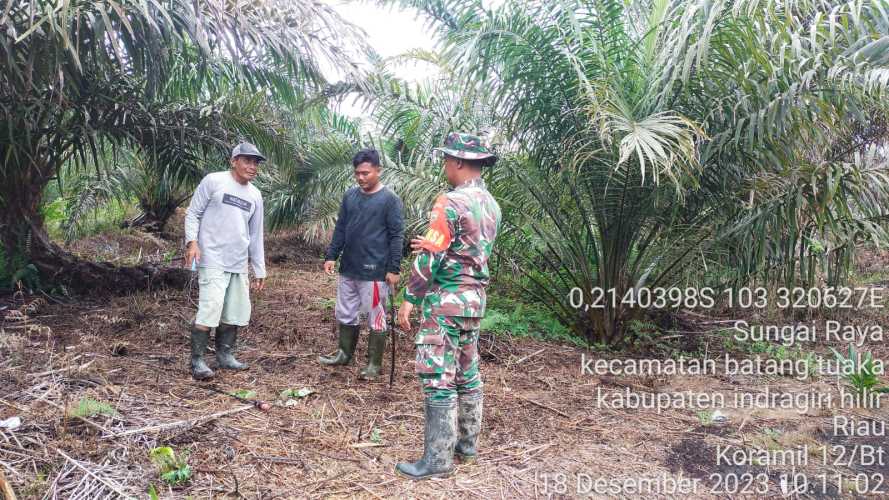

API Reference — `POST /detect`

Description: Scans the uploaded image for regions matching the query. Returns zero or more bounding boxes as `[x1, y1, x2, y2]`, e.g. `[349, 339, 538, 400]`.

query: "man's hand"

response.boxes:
[409, 237, 427, 254]
[251, 278, 265, 292]
[385, 272, 400, 290]
[323, 260, 336, 275]
[185, 241, 201, 269]
[398, 301, 414, 331]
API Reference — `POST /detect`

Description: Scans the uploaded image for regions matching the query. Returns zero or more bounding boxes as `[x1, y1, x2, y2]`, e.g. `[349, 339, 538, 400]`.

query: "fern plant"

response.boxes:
[68, 398, 117, 418]
[830, 344, 888, 395]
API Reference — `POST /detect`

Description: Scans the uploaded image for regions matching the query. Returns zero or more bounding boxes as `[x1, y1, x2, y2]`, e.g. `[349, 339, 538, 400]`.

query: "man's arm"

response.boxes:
[248, 195, 266, 280]
[386, 193, 405, 275]
[404, 194, 456, 306]
[184, 175, 213, 267]
[184, 175, 213, 244]
[324, 191, 349, 263]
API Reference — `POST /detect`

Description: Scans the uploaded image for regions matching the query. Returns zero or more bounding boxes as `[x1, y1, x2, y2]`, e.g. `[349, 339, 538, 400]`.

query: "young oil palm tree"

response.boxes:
[263, 55, 503, 243]
[63, 89, 301, 237]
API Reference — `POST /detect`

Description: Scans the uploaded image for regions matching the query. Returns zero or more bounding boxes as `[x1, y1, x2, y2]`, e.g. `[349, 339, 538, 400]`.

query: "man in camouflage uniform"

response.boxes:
[395, 133, 501, 480]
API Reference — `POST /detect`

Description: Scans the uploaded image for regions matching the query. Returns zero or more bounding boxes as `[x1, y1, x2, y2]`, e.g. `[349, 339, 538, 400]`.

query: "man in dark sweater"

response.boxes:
[319, 149, 404, 380]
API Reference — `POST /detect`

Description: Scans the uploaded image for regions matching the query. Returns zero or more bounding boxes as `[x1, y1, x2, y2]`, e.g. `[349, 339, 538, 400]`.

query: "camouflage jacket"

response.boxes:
[405, 177, 501, 317]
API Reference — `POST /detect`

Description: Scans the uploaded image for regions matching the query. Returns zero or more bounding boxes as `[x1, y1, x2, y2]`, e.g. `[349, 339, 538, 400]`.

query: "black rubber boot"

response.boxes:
[318, 323, 359, 365]
[359, 331, 387, 380]
[190, 326, 214, 380]
[455, 392, 483, 464]
[395, 398, 458, 480]
[215, 324, 248, 370]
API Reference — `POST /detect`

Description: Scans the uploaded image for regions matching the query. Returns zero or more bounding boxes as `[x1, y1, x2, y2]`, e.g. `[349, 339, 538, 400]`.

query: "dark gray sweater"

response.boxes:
[325, 186, 404, 281]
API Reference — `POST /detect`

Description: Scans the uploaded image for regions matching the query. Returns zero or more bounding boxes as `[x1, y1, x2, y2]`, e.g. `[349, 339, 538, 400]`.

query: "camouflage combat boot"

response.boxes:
[318, 323, 359, 365]
[455, 392, 483, 464]
[215, 323, 248, 370]
[395, 398, 458, 480]
[358, 331, 387, 380]
[190, 325, 214, 380]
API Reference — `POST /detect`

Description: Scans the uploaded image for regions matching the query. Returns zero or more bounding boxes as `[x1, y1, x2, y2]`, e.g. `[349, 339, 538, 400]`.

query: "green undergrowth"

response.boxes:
[0, 237, 40, 292]
[482, 296, 584, 347]
[42, 192, 138, 243]
[68, 397, 117, 418]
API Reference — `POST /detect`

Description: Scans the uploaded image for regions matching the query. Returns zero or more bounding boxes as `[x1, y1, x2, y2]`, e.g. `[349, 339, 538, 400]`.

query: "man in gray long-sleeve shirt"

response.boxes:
[320, 148, 404, 380]
[184, 142, 267, 380]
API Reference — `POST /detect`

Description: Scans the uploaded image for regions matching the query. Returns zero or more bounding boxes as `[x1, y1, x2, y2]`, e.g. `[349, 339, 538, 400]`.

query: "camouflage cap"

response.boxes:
[433, 132, 497, 164]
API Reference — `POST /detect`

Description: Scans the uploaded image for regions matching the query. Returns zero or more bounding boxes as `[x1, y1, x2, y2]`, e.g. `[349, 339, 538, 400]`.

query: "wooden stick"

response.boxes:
[356, 481, 386, 500]
[0, 460, 21, 479]
[349, 442, 386, 449]
[598, 375, 654, 393]
[0, 398, 26, 413]
[737, 415, 750, 433]
[252, 455, 304, 466]
[512, 348, 546, 366]
[383, 413, 423, 420]
[27, 359, 94, 378]
[513, 395, 571, 419]
[520, 442, 553, 464]
[106, 405, 252, 439]
[55, 449, 134, 500]
[327, 479, 398, 497]
[0, 468, 17, 500]
[327, 396, 347, 432]
[304, 447, 362, 463]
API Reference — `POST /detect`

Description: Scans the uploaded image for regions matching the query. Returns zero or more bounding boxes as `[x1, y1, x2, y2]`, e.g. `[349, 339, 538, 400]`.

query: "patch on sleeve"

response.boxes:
[420, 194, 452, 252]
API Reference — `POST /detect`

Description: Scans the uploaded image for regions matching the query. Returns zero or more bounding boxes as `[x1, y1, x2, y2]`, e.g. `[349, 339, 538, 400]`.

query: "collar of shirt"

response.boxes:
[451, 177, 486, 191]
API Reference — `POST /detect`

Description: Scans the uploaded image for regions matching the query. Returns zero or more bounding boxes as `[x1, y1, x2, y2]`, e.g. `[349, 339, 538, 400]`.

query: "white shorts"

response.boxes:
[195, 268, 251, 328]
[335, 277, 389, 331]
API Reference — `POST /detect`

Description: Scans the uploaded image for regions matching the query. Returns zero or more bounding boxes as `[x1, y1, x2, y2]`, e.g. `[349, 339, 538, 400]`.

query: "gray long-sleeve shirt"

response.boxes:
[184, 171, 266, 279]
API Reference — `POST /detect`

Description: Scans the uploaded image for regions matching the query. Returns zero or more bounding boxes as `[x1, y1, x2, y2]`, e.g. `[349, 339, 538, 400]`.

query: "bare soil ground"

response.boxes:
[1, 232, 888, 499]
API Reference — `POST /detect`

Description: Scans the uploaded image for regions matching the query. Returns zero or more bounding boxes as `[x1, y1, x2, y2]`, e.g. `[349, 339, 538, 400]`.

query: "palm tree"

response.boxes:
[63, 91, 300, 236]
[378, 0, 889, 343]
[261, 108, 364, 240]
[263, 56, 502, 243]
[0, 0, 367, 292]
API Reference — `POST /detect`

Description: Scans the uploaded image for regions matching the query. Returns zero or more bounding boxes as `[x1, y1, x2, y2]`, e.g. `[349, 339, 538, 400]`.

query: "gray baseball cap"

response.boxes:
[231, 142, 267, 162]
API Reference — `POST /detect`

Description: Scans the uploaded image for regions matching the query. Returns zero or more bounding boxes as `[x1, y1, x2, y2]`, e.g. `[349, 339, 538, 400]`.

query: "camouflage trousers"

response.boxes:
[414, 313, 483, 401]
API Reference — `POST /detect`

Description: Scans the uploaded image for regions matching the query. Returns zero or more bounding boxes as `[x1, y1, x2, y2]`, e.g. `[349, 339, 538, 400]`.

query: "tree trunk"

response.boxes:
[30, 227, 189, 294]
[1, 179, 189, 295]
[122, 199, 184, 235]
